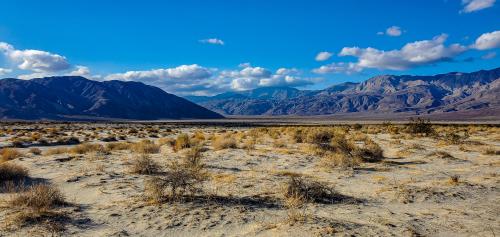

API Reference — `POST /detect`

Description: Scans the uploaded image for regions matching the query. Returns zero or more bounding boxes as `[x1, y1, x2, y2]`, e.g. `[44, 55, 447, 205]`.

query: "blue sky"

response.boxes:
[0, 0, 499, 95]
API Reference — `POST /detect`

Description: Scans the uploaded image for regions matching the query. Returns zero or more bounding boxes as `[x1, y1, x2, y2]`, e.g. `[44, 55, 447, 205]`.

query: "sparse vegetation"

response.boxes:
[1, 148, 22, 162]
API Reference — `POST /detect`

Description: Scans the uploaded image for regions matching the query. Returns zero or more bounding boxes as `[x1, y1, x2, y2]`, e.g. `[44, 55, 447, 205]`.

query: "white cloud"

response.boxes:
[461, 0, 495, 13]
[482, 51, 497, 59]
[105, 64, 212, 82]
[0, 68, 12, 76]
[222, 65, 313, 91]
[67, 65, 102, 80]
[199, 38, 225, 45]
[312, 62, 362, 74]
[315, 51, 332, 61]
[386, 26, 402, 37]
[0, 42, 70, 73]
[315, 34, 466, 73]
[68, 66, 91, 77]
[472, 30, 500, 50]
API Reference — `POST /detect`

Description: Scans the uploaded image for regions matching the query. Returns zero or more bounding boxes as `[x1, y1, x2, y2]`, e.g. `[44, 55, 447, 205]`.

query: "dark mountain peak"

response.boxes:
[0, 76, 223, 120]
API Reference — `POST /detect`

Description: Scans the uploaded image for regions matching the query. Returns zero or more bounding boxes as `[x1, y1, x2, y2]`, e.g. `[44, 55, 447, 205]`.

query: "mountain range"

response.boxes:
[0, 76, 223, 120]
[186, 67, 500, 117]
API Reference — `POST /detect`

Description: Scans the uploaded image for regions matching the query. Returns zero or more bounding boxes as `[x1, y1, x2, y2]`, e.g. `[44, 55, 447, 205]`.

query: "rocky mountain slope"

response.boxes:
[186, 67, 500, 116]
[0, 76, 223, 120]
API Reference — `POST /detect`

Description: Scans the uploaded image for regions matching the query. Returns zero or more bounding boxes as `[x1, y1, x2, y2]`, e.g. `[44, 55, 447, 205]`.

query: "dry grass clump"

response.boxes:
[70, 143, 107, 154]
[241, 138, 256, 150]
[105, 142, 132, 151]
[132, 140, 161, 154]
[129, 154, 161, 175]
[306, 129, 334, 144]
[212, 134, 237, 150]
[10, 184, 65, 212]
[0, 163, 29, 183]
[1, 148, 23, 162]
[7, 184, 69, 232]
[353, 138, 384, 162]
[44, 147, 69, 156]
[29, 148, 42, 155]
[173, 133, 191, 152]
[321, 153, 361, 169]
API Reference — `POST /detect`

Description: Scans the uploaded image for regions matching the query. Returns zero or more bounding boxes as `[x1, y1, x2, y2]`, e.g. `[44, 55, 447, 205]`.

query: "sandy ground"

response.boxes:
[0, 125, 499, 236]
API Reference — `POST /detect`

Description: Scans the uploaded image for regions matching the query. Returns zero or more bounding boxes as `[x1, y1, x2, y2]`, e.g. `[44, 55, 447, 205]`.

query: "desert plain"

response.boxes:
[0, 120, 499, 236]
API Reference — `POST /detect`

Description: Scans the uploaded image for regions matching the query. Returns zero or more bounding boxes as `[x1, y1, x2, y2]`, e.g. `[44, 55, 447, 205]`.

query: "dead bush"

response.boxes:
[306, 130, 334, 144]
[212, 135, 237, 150]
[132, 140, 161, 154]
[129, 154, 161, 175]
[0, 163, 29, 183]
[29, 148, 42, 155]
[407, 117, 434, 136]
[10, 184, 65, 212]
[1, 148, 22, 162]
[283, 176, 338, 204]
[144, 147, 207, 202]
[44, 147, 69, 156]
[173, 134, 191, 151]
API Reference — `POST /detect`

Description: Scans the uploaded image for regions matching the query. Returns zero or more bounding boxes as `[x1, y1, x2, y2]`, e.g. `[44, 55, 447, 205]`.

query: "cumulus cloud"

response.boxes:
[314, 34, 467, 74]
[105, 64, 212, 82]
[199, 38, 225, 45]
[472, 30, 500, 50]
[461, 0, 496, 13]
[315, 51, 332, 61]
[105, 64, 221, 95]
[386, 26, 402, 37]
[0, 42, 70, 73]
[312, 62, 362, 74]
[223, 65, 313, 91]
[0, 68, 12, 76]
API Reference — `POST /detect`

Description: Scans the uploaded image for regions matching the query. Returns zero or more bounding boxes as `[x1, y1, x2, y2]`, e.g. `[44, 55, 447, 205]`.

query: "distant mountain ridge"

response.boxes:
[186, 67, 500, 116]
[0, 76, 223, 120]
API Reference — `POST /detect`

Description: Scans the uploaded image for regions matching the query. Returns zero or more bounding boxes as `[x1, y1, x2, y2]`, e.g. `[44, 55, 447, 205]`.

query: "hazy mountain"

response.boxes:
[0, 76, 223, 120]
[187, 67, 500, 116]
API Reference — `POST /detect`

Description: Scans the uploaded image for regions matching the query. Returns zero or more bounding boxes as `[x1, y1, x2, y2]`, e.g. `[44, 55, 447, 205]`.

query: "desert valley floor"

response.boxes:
[0, 122, 499, 236]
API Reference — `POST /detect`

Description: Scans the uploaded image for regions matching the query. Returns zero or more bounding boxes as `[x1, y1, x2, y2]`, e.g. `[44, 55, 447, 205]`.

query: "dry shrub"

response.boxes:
[106, 142, 132, 151]
[129, 154, 160, 175]
[321, 153, 361, 169]
[1, 148, 22, 162]
[70, 143, 106, 154]
[306, 130, 334, 144]
[157, 137, 175, 146]
[144, 147, 207, 203]
[56, 136, 80, 145]
[10, 184, 65, 212]
[44, 147, 69, 156]
[273, 139, 287, 148]
[7, 184, 68, 232]
[0, 163, 29, 183]
[242, 138, 256, 150]
[173, 134, 191, 152]
[283, 176, 338, 204]
[212, 135, 237, 150]
[406, 117, 434, 136]
[29, 148, 42, 155]
[353, 139, 384, 162]
[132, 140, 161, 154]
